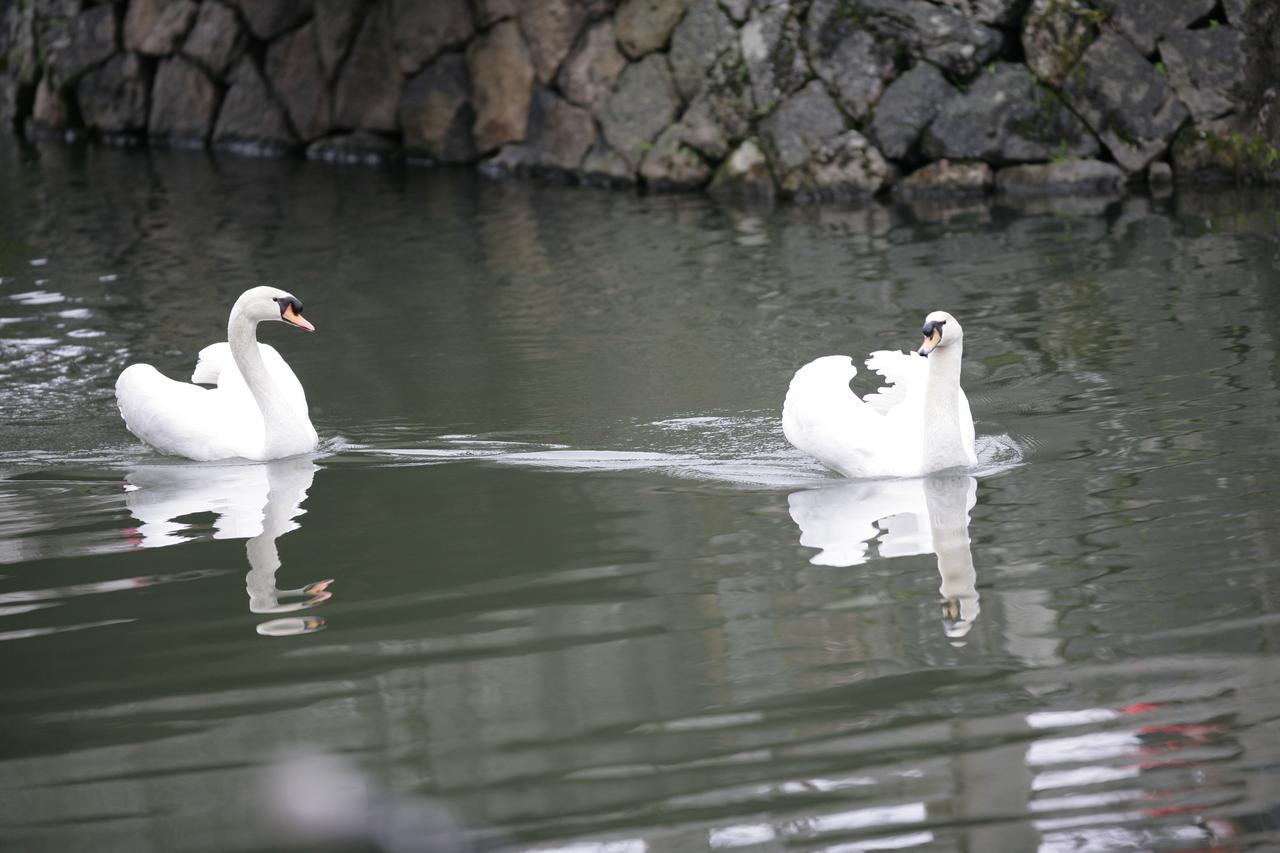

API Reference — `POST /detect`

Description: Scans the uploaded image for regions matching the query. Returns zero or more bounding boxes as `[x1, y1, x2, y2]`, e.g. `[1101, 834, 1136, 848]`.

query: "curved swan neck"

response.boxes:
[925, 340, 963, 391]
[228, 304, 302, 453]
[228, 305, 272, 401]
[922, 341, 966, 468]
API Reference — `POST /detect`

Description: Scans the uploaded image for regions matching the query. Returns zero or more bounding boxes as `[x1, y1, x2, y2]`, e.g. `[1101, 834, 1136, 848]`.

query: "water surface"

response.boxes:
[2, 137, 1280, 851]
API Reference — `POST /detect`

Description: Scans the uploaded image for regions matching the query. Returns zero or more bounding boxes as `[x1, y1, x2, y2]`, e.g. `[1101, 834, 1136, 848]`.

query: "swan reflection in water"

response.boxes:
[121, 456, 330, 636]
[788, 475, 979, 641]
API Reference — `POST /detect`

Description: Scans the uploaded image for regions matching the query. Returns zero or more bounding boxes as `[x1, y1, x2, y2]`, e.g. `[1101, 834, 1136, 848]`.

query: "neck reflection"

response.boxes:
[788, 475, 980, 642]
[122, 456, 328, 636]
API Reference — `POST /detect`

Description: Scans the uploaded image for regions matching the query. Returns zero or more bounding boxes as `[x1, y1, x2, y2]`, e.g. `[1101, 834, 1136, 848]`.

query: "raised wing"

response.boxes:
[191, 342, 232, 385]
[861, 349, 927, 415]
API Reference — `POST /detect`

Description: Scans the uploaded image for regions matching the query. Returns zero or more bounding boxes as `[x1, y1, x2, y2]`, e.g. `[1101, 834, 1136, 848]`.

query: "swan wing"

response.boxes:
[783, 355, 905, 477]
[861, 349, 927, 415]
[191, 343, 231, 386]
[959, 387, 977, 465]
[116, 364, 262, 461]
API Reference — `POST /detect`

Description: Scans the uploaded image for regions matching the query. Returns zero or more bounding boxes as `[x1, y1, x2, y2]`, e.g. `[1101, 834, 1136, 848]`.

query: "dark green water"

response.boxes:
[2, 136, 1280, 852]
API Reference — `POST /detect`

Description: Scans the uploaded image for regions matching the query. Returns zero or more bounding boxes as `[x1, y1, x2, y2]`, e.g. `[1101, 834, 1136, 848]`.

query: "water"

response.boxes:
[2, 136, 1279, 852]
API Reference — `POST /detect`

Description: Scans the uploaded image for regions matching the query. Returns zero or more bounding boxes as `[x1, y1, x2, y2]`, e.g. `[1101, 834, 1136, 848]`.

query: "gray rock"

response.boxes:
[837, 0, 1004, 77]
[1148, 160, 1173, 188]
[1169, 122, 1231, 182]
[933, 0, 1024, 27]
[1159, 26, 1245, 124]
[2, 0, 39, 87]
[488, 88, 596, 173]
[267, 22, 331, 142]
[0, 76, 21, 128]
[740, 1, 808, 116]
[893, 159, 992, 197]
[557, 21, 626, 111]
[759, 79, 845, 173]
[669, 0, 737, 102]
[527, 88, 597, 171]
[780, 129, 890, 201]
[615, 0, 692, 59]
[315, 0, 373, 83]
[925, 63, 1099, 164]
[581, 142, 637, 184]
[720, 0, 750, 23]
[392, 0, 474, 76]
[709, 137, 776, 200]
[307, 130, 400, 164]
[1063, 33, 1190, 172]
[517, 0, 589, 84]
[124, 0, 198, 57]
[1222, 0, 1246, 26]
[995, 159, 1126, 195]
[1171, 118, 1280, 184]
[213, 56, 297, 152]
[399, 52, 475, 162]
[333, 2, 401, 132]
[76, 53, 149, 134]
[1092, 0, 1215, 55]
[31, 74, 68, 130]
[474, 0, 517, 28]
[805, 0, 895, 121]
[867, 62, 954, 161]
[675, 51, 752, 160]
[641, 123, 712, 188]
[149, 56, 219, 143]
[226, 0, 312, 42]
[601, 52, 680, 168]
[467, 20, 535, 153]
[183, 1, 245, 79]
[479, 142, 534, 175]
[42, 4, 118, 89]
[1021, 0, 1098, 87]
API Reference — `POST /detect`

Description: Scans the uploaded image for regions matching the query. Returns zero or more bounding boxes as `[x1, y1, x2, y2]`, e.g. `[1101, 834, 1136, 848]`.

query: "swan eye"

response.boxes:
[921, 319, 946, 337]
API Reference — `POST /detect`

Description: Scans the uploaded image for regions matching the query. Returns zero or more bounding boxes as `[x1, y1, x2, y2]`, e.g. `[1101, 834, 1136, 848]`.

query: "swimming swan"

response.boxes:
[115, 286, 319, 461]
[783, 310, 976, 479]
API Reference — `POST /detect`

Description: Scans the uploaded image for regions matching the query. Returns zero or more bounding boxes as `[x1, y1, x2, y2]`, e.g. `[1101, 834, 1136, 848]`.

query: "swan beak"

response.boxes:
[282, 303, 316, 332]
[917, 328, 941, 357]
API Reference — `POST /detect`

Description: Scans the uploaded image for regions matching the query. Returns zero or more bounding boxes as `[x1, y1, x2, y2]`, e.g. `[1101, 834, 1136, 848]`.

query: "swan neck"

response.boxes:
[228, 307, 298, 450]
[925, 341, 963, 391]
[922, 342, 965, 469]
[228, 308, 270, 398]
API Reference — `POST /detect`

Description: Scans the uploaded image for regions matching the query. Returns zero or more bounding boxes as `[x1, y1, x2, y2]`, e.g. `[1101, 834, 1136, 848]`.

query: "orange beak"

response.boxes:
[282, 302, 315, 332]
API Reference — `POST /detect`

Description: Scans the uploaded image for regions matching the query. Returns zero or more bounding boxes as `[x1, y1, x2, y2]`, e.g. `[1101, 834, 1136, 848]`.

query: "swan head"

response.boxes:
[916, 310, 960, 357]
[234, 286, 316, 332]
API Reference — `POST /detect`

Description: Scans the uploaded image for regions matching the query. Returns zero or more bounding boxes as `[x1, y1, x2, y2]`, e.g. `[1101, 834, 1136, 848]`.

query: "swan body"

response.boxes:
[783, 311, 976, 479]
[116, 286, 318, 462]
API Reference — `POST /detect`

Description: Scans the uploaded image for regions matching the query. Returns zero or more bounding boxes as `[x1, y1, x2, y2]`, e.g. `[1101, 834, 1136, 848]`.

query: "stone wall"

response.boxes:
[2, 0, 1277, 198]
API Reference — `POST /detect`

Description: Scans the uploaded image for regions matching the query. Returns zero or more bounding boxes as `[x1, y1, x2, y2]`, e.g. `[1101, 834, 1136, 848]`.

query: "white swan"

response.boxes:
[115, 286, 319, 461]
[782, 310, 976, 479]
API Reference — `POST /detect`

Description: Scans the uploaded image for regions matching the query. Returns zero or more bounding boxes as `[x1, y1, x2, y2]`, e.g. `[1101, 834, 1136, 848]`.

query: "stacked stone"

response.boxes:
[0, 0, 1275, 194]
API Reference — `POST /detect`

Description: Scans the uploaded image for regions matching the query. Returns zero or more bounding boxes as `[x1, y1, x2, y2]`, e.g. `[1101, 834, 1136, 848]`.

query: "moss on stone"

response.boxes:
[1177, 124, 1280, 182]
